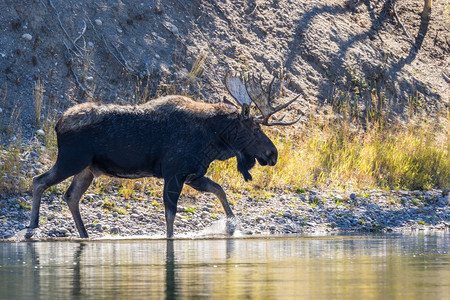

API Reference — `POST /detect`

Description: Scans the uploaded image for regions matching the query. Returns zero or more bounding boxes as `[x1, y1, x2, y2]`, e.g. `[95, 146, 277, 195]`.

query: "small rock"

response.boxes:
[269, 225, 277, 231]
[95, 19, 102, 26]
[283, 225, 294, 232]
[95, 223, 103, 232]
[155, 54, 160, 59]
[22, 33, 32, 41]
[117, 28, 123, 34]
[110, 227, 120, 234]
[350, 193, 357, 200]
[255, 216, 265, 223]
[0, 108, 3, 113]
[170, 24, 179, 35]
[283, 211, 292, 218]
[58, 228, 69, 236]
[96, 212, 102, 219]
[36, 129, 45, 136]
[438, 196, 449, 206]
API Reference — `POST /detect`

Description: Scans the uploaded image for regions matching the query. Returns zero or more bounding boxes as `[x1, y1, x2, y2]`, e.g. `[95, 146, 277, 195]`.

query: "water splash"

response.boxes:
[9, 228, 42, 242]
[179, 218, 243, 239]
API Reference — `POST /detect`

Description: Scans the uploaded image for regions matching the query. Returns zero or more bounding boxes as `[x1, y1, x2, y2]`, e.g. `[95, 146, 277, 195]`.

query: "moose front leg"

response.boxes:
[186, 176, 237, 235]
[163, 174, 186, 238]
[64, 168, 94, 238]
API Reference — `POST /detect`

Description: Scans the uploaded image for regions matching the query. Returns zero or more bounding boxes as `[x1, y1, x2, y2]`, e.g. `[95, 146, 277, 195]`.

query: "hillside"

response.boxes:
[0, 0, 449, 141]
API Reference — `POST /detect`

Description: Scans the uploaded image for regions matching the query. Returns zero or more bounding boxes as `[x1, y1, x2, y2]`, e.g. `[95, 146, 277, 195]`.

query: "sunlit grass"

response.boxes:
[207, 109, 450, 192]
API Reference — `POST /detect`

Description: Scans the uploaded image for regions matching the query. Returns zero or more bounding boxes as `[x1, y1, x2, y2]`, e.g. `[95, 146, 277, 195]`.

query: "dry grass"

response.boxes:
[33, 78, 44, 126]
[206, 109, 449, 193]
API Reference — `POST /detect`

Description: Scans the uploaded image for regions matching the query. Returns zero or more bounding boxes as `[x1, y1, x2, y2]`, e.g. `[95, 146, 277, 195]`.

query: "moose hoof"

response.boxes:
[225, 217, 238, 236]
[24, 227, 37, 239]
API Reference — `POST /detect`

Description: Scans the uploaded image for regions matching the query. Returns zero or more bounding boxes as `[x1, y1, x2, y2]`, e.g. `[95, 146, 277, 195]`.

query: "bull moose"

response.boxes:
[26, 72, 300, 238]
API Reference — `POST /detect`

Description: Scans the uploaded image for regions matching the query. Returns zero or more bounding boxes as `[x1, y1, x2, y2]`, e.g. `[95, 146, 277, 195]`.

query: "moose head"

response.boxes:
[223, 72, 301, 181]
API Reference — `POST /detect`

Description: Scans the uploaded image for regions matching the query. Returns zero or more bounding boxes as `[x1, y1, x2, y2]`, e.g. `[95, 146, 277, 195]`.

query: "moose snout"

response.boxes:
[259, 149, 277, 166]
[266, 149, 278, 166]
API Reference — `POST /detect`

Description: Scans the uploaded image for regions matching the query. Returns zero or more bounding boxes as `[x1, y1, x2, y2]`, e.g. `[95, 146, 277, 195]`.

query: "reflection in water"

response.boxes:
[165, 240, 176, 299]
[0, 234, 450, 299]
[71, 243, 85, 298]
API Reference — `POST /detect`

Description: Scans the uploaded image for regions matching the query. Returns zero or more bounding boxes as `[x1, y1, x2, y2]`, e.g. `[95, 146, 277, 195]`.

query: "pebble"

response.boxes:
[170, 24, 179, 35]
[438, 196, 449, 206]
[283, 211, 292, 218]
[95, 19, 102, 26]
[1, 175, 449, 239]
[110, 227, 120, 234]
[350, 193, 357, 200]
[36, 129, 45, 136]
[21, 33, 32, 41]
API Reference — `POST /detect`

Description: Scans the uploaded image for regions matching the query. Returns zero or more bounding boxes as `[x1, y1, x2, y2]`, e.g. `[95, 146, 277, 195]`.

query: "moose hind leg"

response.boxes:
[27, 152, 91, 238]
[27, 166, 72, 237]
[186, 176, 237, 235]
[64, 168, 94, 238]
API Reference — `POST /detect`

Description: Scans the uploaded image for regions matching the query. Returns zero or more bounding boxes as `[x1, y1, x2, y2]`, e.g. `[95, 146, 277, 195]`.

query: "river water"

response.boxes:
[0, 233, 449, 299]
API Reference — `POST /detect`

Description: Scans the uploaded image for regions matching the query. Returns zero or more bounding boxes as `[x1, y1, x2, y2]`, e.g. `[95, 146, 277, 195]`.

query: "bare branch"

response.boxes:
[392, 3, 417, 49]
[63, 42, 86, 94]
[73, 20, 87, 45]
[87, 17, 135, 73]
[48, 0, 84, 56]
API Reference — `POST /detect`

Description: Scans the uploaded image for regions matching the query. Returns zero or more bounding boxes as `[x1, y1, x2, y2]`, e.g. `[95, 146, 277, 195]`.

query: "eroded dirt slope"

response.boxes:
[0, 0, 448, 140]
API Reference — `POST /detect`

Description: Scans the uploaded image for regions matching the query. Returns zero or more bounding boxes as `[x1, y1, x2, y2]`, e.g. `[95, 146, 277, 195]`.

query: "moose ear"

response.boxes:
[222, 96, 238, 108]
[241, 103, 250, 119]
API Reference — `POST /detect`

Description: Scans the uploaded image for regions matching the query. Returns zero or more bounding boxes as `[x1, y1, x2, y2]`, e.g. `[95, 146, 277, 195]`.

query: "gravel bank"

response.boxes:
[1, 187, 449, 240]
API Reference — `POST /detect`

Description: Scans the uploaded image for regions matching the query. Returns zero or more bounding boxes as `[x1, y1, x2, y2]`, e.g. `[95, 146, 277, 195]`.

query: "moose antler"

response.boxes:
[224, 71, 301, 126]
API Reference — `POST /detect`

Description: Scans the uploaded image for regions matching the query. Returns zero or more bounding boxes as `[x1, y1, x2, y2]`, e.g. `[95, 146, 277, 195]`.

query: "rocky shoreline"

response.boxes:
[1, 187, 449, 240]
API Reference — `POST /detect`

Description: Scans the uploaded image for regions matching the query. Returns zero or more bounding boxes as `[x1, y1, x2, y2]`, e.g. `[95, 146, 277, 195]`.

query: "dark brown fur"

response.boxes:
[27, 95, 276, 238]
